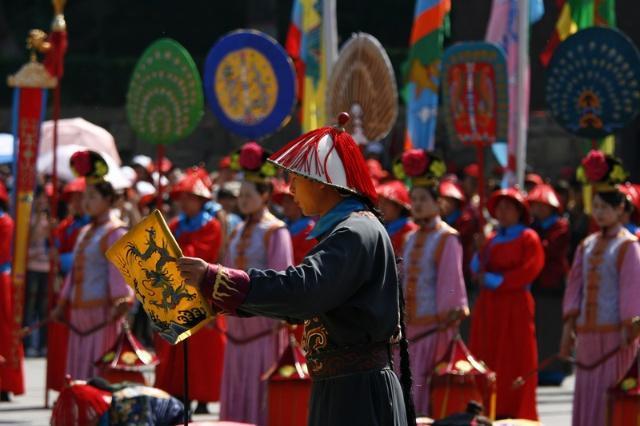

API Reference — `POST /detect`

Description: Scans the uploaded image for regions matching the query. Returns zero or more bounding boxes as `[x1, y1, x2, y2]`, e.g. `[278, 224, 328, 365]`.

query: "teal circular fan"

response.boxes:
[545, 28, 640, 139]
[126, 38, 204, 145]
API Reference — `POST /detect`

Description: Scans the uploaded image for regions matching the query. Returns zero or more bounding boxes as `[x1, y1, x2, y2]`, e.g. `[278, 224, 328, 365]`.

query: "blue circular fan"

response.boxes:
[546, 27, 640, 140]
[203, 30, 296, 140]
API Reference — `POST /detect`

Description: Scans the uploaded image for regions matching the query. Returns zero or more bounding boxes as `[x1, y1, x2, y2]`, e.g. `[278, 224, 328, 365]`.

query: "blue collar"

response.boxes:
[536, 214, 559, 231]
[0, 209, 4, 218]
[625, 223, 638, 235]
[385, 216, 410, 236]
[66, 214, 91, 237]
[309, 198, 367, 239]
[287, 216, 313, 236]
[174, 201, 220, 238]
[493, 223, 527, 244]
[443, 209, 462, 226]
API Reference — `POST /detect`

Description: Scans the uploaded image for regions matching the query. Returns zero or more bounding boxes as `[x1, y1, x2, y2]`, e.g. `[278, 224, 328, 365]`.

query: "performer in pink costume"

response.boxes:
[53, 151, 133, 380]
[561, 150, 640, 426]
[220, 142, 293, 426]
[396, 149, 468, 415]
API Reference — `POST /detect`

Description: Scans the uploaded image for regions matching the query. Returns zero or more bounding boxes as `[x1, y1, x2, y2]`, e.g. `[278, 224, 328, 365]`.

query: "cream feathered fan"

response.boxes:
[327, 33, 398, 145]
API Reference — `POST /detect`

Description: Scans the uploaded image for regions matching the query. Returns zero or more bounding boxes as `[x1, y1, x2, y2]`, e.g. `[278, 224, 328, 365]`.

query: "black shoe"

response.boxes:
[194, 402, 209, 414]
[0, 391, 10, 402]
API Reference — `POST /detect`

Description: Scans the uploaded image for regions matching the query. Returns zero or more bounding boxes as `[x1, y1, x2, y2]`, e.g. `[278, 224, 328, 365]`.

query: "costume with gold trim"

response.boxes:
[198, 116, 410, 426]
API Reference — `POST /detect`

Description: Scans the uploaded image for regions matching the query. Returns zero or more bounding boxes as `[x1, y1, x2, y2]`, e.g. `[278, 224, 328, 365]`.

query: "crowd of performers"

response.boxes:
[1, 128, 640, 426]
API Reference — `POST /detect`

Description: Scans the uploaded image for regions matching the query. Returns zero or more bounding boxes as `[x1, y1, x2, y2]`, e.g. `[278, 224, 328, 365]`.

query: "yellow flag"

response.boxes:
[106, 210, 213, 344]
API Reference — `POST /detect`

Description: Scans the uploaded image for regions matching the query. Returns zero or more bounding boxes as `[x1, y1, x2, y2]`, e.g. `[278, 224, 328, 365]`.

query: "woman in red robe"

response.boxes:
[0, 182, 24, 400]
[154, 169, 226, 413]
[469, 188, 544, 420]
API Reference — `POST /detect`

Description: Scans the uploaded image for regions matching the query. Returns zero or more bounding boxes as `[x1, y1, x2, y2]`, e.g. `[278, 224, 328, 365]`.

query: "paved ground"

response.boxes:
[1, 358, 572, 425]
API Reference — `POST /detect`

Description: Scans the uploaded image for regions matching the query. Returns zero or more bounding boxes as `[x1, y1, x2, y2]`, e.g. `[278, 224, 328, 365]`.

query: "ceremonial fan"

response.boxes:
[326, 32, 398, 145]
[126, 38, 204, 207]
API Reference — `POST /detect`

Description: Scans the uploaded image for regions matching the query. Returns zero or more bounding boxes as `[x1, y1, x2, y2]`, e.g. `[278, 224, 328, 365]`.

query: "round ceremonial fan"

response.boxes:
[327, 33, 398, 145]
[545, 27, 640, 140]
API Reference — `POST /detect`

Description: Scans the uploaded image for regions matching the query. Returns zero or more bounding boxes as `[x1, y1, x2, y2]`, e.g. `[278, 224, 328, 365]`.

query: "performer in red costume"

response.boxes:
[528, 183, 571, 385]
[0, 182, 24, 400]
[377, 180, 417, 256]
[272, 181, 316, 265]
[439, 178, 479, 281]
[469, 188, 544, 420]
[154, 169, 226, 413]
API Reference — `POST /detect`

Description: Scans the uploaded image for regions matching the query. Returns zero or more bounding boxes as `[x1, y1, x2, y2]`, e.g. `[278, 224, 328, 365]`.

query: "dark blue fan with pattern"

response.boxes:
[546, 27, 640, 139]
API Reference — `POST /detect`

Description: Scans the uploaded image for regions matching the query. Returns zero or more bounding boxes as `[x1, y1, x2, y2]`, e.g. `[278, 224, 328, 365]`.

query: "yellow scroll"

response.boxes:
[105, 210, 213, 344]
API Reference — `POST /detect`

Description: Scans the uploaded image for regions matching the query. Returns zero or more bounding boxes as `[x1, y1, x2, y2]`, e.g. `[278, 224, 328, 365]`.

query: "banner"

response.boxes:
[541, 0, 615, 66]
[285, 0, 337, 132]
[106, 210, 214, 345]
[402, 0, 451, 150]
[7, 61, 56, 368]
[485, 0, 544, 174]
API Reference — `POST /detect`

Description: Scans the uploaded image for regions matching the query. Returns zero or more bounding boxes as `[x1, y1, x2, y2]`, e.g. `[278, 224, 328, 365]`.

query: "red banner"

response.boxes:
[10, 87, 48, 369]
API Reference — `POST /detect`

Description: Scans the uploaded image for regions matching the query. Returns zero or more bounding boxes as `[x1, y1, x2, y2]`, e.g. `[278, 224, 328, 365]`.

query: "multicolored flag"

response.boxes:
[285, 0, 337, 132]
[485, 0, 544, 176]
[402, 0, 451, 150]
[540, 0, 616, 66]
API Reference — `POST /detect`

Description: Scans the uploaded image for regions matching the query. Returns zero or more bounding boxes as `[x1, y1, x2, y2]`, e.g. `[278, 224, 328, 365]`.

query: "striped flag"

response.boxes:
[402, 0, 451, 150]
[540, 0, 615, 66]
[485, 0, 544, 175]
[285, 0, 337, 132]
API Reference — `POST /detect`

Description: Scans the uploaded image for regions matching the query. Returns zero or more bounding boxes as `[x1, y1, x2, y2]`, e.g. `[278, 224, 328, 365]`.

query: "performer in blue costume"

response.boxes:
[178, 114, 415, 426]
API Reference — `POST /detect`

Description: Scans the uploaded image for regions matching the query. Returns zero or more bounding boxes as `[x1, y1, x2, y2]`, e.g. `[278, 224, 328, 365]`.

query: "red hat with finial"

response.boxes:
[487, 187, 531, 224]
[269, 112, 378, 205]
[376, 180, 411, 210]
[527, 183, 562, 212]
[439, 180, 466, 203]
[170, 167, 213, 200]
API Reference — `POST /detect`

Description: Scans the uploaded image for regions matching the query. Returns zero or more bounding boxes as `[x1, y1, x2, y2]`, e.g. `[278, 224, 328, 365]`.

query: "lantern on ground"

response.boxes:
[430, 335, 496, 420]
[94, 324, 158, 385]
[266, 334, 311, 426]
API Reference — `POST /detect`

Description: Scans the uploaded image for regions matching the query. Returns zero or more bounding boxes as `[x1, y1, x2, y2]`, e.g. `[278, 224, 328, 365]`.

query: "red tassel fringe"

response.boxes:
[332, 130, 378, 205]
[270, 127, 378, 205]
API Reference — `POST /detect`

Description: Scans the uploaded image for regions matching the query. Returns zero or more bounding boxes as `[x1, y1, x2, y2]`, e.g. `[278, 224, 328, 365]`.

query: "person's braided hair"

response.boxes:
[343, 189, 416, 422]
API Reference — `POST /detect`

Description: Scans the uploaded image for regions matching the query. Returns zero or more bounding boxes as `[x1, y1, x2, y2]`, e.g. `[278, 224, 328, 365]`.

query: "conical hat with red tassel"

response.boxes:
[268, 112, 378, 205]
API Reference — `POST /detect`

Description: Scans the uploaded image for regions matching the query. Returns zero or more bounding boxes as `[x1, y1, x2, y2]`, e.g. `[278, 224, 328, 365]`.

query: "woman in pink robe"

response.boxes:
[561, 151, 640, 426]
[53, 172, 133, 380]
[219, 142, 293, 426]
[398, 150, 469, 416]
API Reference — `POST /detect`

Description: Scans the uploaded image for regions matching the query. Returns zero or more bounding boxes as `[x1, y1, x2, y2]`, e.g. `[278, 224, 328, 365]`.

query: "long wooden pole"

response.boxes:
[515, 0, 529, 188]
[183, 340, 189, 426]
[156, 144, 165, 209]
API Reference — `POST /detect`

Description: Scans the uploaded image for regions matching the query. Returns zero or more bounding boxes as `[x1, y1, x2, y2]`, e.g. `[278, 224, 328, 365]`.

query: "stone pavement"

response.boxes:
[1, 358, 573, 425]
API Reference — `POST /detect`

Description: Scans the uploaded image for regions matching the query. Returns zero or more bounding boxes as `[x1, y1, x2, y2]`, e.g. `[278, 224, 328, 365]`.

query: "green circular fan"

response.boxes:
[126, 38, 204, 145]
